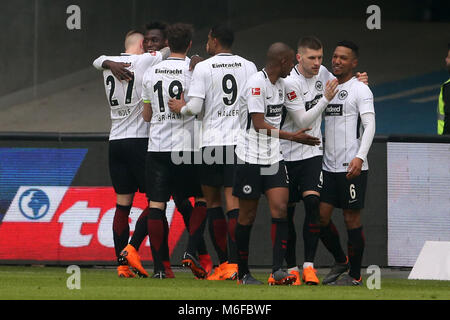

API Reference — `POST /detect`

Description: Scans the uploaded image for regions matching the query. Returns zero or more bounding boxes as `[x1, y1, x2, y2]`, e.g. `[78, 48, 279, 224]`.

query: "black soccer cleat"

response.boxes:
[181, 252, 207, 279]
[328, 273, 362, 286]
[322, 258, 349, 285]
[237, 273, 263, 285]
[272, 269, 297, 285]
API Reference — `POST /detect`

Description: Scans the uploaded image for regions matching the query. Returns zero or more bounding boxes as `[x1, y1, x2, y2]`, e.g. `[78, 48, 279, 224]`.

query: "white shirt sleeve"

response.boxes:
[284, 78, 329, 128]
[180, 97, 204, 116]
[136, 52, 163, 73]
[187, 63, 207, 99]
[141, 68, 153, 103]
[92, 55, 108, 70]
[247, 77, 266, 114]
[356, 111, 376, 162]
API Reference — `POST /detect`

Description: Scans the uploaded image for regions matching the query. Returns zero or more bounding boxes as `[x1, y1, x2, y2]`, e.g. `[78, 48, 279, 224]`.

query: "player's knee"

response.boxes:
[238, 209, 256, 225]
[270, 201, 287, 219]
[303, 194, 320, 223]
[343, 210, 361, 229]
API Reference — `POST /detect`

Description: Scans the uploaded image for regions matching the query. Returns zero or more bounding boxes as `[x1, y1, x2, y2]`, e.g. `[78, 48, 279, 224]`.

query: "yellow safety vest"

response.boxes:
[437, 78, 450, 135]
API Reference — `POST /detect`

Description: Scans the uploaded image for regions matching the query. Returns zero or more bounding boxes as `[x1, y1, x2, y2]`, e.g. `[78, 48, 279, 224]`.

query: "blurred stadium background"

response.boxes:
[0, 0, 449, 274]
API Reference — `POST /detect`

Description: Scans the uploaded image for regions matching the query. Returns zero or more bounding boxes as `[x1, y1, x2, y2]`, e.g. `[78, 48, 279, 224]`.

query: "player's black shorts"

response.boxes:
[320, 170, 368, 210]
[108, 138, 148, 194]
[146, 151, 203, 202]
[199, 145, 237, 187]
[285, 156, 323, 203]
[233, 160, 289, 199]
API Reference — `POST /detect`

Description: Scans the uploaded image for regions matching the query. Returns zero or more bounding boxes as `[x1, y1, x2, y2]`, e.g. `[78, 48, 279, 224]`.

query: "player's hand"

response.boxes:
[104, 61, 133, 81]
[356, 72, 368, 85]
[168, 92, 186, 113]
[189, 55, 204, 71]
[324, 79, 339, 101]
[291, 128, 321, 146]
[346, 157, 363, 180]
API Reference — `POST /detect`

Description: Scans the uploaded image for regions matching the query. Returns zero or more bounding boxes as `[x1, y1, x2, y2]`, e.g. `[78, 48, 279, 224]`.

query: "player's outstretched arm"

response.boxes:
[168, 93, 204, 116]
[251, 114, 320, 146]
[288, 79, 338, 129]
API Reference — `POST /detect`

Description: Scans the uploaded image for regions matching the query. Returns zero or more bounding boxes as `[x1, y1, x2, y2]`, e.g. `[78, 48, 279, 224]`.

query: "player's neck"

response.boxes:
[264, 67, 280, 84]
[214, 47, 232, 55]
[297, 64, 314, 79]
[125, 45, 144, 55]
[169, 52, 186, 59]
[336, 72, 354, 84]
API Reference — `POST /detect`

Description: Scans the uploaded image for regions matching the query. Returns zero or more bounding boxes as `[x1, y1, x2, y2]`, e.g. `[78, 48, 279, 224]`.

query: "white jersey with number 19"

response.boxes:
[188, 53, 257, 148]
[142, 57, 197, 152]
[94, 52, 163, 141]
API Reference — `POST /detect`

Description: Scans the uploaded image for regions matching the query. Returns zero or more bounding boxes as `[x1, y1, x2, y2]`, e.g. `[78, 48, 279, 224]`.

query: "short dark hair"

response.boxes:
[167, 23, 193, 53]
[145, 21, 168, 39]
[336, 40, 359, 58]
[210, 24, 234, 48]
[125, 29, 143, 38]
[297, 36, 323, 51]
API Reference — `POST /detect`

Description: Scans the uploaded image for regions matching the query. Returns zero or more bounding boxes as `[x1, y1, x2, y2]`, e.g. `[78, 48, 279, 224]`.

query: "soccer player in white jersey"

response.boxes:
[281, 36, 369, 286]
[232, 43, 322, 285]
[169, 25, 257, 281]
[319, 41, 376, 286]
[92, 30, 163, 278]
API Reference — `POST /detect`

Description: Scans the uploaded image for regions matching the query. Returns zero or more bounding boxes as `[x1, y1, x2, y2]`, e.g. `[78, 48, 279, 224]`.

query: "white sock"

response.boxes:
[303, 262, 314, 269]
[288, 266, 300, 273]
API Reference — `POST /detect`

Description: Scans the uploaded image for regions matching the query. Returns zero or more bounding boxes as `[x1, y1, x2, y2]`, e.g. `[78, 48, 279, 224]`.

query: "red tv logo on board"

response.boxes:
[0, 186, 186, 262]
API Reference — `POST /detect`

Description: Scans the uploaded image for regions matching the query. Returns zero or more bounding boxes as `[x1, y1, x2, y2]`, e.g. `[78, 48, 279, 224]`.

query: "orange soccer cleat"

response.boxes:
[198, 254, 213, 277]
[117, 265, 136, 278]
[182, 252, 207, 279]
[119, 244, 149, 278]
[206, 261, 238, 280]
[288, 268, 302, 286]
[302, 266, 319, 285]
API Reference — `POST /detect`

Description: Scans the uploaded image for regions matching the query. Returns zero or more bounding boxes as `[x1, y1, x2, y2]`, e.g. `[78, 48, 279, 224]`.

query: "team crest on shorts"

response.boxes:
[338, 90, 348, 100]
[315, 81, 323, 91]
[243, 185, 252, 194]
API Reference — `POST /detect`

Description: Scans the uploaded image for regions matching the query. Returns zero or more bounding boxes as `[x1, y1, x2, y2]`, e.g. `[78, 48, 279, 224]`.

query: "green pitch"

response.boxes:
[0, 266, 449, 300]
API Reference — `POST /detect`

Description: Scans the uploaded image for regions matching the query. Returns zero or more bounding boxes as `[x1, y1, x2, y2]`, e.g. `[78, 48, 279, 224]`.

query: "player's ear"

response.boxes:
[296, 53, 301, 63]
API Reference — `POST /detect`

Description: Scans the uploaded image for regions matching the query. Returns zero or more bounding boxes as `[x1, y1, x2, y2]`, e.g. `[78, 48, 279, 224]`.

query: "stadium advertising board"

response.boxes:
[0, 147, 186, 263]
[387, 142, 450, 267]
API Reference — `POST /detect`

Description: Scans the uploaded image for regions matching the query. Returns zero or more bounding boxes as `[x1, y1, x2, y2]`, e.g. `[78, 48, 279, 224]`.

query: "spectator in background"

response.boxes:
[437, 43, 450, 135]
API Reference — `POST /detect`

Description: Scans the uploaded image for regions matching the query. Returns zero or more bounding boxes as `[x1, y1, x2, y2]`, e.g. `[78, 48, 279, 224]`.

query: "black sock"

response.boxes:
[302, 195, 321, 263]
[226, 209, 239, 264]
[207, 207, 228, 264]
[186, 201, 208, 255]
[285, 205, 297, 268]
[271, 218, 288, 273]
[194, 202, 209, 255]
[174, 197, 193, 231]
[320, 220, 347, 264]
[113, 204, 131, 258]
[147, 208, 168, 273]
[129, 206, 150, 250]
[235, 222, 252, 278]
[347, 226, 365, 280]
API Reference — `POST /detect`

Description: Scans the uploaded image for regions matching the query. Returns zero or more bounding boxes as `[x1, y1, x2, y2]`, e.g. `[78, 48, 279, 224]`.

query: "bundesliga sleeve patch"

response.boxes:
[287, 91, 297, 101]
[252, 88, 261, 96]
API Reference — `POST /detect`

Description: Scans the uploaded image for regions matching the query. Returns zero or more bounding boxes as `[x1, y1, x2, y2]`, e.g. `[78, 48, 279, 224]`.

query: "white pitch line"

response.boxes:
[375, 84, 441, 102]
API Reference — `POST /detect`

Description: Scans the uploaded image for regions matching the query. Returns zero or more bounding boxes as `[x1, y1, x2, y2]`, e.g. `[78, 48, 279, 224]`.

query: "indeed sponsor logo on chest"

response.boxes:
[325, 104, 343, 116]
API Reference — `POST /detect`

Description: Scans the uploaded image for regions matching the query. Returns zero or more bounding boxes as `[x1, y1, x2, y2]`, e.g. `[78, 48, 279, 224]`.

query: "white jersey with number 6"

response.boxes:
[142, 57, 197, 152]
[94, 52, 163, 141]
[322, 76, 375, 172]
[188, 53, 257, 148]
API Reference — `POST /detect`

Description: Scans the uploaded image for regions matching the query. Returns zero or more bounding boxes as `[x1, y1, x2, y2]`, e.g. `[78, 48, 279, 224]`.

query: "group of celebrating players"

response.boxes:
[93, 21, 375, 286]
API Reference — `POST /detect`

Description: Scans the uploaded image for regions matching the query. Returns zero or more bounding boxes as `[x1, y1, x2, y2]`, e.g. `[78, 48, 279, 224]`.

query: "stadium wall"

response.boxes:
[2, 0, 449, 108]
